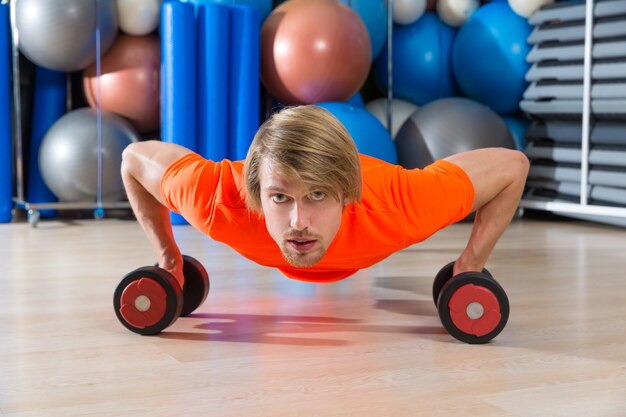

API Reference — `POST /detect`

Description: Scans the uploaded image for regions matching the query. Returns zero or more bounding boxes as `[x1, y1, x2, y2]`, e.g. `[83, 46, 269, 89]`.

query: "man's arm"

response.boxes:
[121, 140, 194, 287]
[444, 148, 529, 276]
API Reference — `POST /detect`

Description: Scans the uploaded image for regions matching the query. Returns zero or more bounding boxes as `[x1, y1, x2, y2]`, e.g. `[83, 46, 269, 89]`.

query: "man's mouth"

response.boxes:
[286, 239, 317, 252]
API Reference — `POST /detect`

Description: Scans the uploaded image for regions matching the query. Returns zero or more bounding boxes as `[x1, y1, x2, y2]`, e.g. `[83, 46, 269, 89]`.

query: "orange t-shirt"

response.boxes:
[161, 153, 474, 283]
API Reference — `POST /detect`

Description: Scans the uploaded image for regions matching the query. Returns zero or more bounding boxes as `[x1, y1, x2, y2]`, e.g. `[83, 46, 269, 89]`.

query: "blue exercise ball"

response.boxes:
[16, 0, 118, 72]
[339, 0, 388, 60]
[317, 102, 398, 164]
[345, 92, 365, 108]
[502, 116, 530, 150]
[374, 13, 457, 106]
[452, 2, 531, 114]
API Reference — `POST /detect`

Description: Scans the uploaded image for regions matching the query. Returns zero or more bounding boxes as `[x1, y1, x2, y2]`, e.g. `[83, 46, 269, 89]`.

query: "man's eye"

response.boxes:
[271, 194, 288, 203]
[310, 191, 326, 201]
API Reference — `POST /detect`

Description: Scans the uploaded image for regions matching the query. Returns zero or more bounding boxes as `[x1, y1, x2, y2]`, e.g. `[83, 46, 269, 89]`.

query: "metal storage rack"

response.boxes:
[519, 0, 626, 223]
[8, 0, 130, 227]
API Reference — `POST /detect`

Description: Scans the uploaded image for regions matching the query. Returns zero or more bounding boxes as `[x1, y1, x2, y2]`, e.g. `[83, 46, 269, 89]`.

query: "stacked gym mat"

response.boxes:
[0, 3, 12, 223]
[161, 1, 261, 224]
[521, 0, 626, 223]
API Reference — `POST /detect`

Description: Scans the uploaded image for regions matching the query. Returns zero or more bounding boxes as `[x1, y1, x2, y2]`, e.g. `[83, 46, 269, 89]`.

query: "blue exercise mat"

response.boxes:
[0, 3, 12, 223]
[28, 67, 66, 218]
[229, 5, 260, 161]
[161, 0, 197, 225]
[197, 4, 229, 161]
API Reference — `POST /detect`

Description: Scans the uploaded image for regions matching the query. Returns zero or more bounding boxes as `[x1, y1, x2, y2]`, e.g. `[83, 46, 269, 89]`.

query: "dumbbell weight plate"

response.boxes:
[114, 266, 183, 335]
[180, 255, 210, 317]
[437, 272, 509, 344]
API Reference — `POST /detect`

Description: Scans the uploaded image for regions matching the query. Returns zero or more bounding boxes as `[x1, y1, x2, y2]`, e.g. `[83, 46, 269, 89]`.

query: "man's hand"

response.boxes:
[158, 250, 185, 289]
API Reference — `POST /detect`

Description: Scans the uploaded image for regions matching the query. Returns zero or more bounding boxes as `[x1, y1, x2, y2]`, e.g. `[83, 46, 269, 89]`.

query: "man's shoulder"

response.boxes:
[356, 154, 403, 212]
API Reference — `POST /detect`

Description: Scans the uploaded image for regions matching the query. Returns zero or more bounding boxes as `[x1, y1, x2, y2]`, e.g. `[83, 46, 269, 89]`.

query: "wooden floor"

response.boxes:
[1, 213, 625, 417]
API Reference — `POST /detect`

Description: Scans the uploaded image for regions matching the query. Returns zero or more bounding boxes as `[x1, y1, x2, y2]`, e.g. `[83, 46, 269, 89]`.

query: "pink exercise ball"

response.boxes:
[261, 0, 371, 105]
[83, 34, 160, 133]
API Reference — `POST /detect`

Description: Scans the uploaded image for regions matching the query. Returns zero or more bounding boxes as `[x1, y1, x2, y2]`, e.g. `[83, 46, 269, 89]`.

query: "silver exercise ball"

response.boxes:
[395, 97, 515, 169]
[39, 108, 139, 202]
[16, 0, 118, 72]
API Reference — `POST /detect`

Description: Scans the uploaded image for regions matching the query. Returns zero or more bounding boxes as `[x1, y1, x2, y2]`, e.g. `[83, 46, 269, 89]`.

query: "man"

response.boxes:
[121, 105, 529, 288]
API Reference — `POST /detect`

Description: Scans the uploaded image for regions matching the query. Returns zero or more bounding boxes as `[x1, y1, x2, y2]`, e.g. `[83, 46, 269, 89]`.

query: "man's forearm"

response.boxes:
[121, 159, 184, 286]
[454, 174, 525, 276]
[443, 148, 529, 276]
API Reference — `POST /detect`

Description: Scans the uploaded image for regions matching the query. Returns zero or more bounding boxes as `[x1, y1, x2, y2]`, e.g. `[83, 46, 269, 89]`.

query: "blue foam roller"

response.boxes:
[197, 4, 229, 161]
[161, 0, 197, 225]
[0, 3, 11, 223]
[28, 67, 66, 218]
[184, 0, 272, 23]
[229, 5, 259, 161]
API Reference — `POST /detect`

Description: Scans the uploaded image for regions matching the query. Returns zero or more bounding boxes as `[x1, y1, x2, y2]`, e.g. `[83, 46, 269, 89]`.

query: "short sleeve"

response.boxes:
[394, 159, 475, 242]
[160, 153, 243, 233]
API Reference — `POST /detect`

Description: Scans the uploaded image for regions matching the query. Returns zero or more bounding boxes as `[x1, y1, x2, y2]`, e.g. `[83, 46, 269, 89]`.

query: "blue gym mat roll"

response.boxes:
[229, 5, 260, 161]
[0, 3, 11, 223]
[28, 67, 66, 218]
[161, 0, 197, 225]
[197, 4, 229, 162]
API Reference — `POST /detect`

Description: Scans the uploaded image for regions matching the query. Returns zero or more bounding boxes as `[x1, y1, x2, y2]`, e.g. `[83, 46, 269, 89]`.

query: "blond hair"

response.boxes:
[244, 105, 362, 212]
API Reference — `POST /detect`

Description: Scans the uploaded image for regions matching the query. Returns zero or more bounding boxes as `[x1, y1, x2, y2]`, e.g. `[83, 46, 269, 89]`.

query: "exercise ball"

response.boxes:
[437, 0, 479, 27]
[393, 0, 426, 26]
[395, 97, 515, 169]
[502, 116, 530, 150]
[83, 35, 161, 133]
[261, 0, 371, 105]
[39, 108, 139, 202]
[365, 98, 418, 139]
[339, 0, 387, 60]
[374, 13, 457, 106]
[452, 2, 531, 114]
[16, 0, 118, 72]
[116, 0, 160, 36]
[346, 92, 365, 108]
[508, 0, 554, 18]
[317, 102, 398, 164]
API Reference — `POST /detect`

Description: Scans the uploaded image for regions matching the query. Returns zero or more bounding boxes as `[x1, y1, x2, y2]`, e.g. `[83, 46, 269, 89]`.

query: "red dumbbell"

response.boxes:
[434, 262, 509, 344]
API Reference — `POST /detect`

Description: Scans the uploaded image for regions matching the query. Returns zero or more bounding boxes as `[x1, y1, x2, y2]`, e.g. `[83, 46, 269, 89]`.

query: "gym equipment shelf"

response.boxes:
[520, 0, 626, 223]
[7, 0, 132, 227]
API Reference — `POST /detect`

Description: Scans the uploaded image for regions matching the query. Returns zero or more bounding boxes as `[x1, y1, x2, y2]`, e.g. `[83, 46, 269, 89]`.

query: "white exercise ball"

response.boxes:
[437, 0, 479, 27]
[365, 98, 419, 139]
[116, 0, 161, 36]
[508, 0, 554, 18]
[393, 0, 427, 25]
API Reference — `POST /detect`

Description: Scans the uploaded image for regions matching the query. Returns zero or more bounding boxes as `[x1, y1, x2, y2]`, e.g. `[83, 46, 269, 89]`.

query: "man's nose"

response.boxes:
[290, 203, 311, 231]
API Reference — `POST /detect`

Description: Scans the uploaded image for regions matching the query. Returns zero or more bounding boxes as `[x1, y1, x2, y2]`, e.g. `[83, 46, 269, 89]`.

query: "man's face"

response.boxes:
[259, 159, 344, 268]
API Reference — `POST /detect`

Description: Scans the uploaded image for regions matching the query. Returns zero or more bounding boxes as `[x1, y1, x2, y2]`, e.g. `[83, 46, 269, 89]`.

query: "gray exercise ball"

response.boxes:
[39, 108, 139, 202]
[16, 0, 118, 72]
[395, 97, 515, 169]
